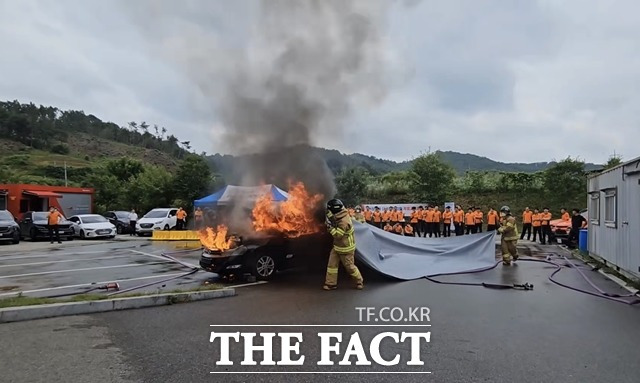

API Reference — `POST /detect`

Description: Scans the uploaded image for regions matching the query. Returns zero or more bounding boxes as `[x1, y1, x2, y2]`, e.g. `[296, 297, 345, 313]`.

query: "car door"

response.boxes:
[103, 212, 115, 225]
[168, 209, 178, 228]
[69, 217, 81, 235]
[20, 212, 32, 236]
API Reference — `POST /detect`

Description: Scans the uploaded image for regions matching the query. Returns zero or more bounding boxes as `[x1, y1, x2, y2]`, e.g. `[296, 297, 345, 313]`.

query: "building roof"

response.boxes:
[587, 155, 640, 179]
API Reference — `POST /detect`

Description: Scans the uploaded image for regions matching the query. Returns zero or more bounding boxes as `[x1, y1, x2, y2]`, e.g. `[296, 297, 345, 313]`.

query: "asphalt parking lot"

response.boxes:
[0, 237, 217, 299]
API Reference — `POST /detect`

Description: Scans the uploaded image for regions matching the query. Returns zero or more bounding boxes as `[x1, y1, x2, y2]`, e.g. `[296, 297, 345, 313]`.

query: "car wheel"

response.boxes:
[109, 235, 115, 239]
[80, 230, 86, 239]
[251, 253, 276, 281]
[136, 233, 144, 237]
[116, 225, 123, 234]
[164, 225, 170, 231]
[67, 236, 74, 241]
[30, 228, 38, 242]
[12, 232, 20, 245]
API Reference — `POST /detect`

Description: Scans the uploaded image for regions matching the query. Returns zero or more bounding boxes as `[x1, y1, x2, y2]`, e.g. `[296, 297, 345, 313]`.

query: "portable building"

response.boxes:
[0, 184, 94, 219]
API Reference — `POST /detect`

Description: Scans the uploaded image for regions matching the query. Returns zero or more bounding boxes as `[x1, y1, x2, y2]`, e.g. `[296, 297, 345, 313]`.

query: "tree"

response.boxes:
[126, 165, 174, 213]
[105, 158, 144, 182]
[172, 155, 213, 211]
[335, 167, 370, 206]
[543, 157, 586, 209]
[410, 152, 456, 204]
[604, 154, 623, 170]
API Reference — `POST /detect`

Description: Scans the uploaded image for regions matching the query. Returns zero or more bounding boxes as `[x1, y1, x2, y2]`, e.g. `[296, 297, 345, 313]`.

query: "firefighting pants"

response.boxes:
[501, 238, 518, 262]
[325, 250, 363, 286]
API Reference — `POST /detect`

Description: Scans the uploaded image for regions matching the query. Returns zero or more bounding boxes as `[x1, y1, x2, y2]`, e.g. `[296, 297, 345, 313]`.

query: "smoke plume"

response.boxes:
[127, 0, 394, 198]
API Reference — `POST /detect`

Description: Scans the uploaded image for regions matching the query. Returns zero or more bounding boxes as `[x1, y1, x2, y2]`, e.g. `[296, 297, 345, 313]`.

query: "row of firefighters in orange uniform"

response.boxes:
[347, 205, 559, 239]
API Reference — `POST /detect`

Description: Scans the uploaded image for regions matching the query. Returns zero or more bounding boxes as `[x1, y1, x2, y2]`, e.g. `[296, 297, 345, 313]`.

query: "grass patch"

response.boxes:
[0, 283, 223, 309]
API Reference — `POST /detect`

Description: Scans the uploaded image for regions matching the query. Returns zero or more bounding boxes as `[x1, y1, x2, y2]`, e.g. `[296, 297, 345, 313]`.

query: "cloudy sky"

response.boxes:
[1, 0, 638, 164]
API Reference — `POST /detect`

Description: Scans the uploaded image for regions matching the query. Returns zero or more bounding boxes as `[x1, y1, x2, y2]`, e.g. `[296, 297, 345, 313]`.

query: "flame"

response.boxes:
[252, 182, 324, 238]
[198, 225, 235, 251]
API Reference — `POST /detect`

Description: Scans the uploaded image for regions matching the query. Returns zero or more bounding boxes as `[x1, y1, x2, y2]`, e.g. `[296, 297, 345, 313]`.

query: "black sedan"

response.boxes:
[103, 210, 133, 234]
[200, 232, 332, 281]
[19, 211, 74, 241]
[0, 210, 20, 244]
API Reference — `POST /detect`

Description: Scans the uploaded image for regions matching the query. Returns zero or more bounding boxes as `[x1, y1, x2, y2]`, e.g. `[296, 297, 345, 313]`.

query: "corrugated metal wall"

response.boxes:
[587, 159, 640, 279]
[57, 193, 92, 216]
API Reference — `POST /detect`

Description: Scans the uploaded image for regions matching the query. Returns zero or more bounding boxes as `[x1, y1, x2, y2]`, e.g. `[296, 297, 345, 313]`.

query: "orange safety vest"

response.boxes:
[465, 212, 475, 225]
[443, 211, 453, 224]
[523, 211, 533, 224]
[532, 213, 542, 227]
[474, 211, 483, 224]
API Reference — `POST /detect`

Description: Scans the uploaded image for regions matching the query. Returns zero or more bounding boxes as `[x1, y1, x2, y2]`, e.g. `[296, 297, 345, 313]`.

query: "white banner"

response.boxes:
[360, 203, 430, 217]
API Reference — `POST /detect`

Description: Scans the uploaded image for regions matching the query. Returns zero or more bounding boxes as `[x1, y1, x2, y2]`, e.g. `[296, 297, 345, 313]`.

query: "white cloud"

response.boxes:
[1, 0, 639, 164]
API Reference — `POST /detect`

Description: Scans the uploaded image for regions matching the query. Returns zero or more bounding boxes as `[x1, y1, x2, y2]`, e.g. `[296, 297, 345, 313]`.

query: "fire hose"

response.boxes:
[424, 253, 640, 306]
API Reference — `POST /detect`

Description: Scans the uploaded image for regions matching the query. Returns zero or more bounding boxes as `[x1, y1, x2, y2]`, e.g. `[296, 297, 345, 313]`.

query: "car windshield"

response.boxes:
[0, 211, 13, 220]
[115, 211, 130, 220]
[81, 215, 108, 224]
[144, 210, 168, 219]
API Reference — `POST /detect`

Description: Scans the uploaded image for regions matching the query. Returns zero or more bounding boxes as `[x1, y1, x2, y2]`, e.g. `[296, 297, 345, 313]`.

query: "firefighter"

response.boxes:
[561, 208, 570, 222]
[465, 207, 476, 234]
[474, 207, 484, 233]
[498, 205, 519, 265]
[404, 222, 415, 236]
[364, 206, 373, 225]
[521, 207, 533, 240]
[410, 207, 419, 235]
[383, 208, 392, 226]
[373, 207, 382, 228]
[393, 222, 404, 235]
[425, 206, 435, 237]
[486, 207, 499, 231]
[323, 199, 363, 291]
[454, 205, 464, 235]
[532, 208, 542, 242]
[433, 206, 442, 237]
[390, 206, 398, 226]
[540, 207, 552, 244]
[354, 206, 366, 224]
[396, 207, 405, 224]
[383, 222, 393, 232]
[442, 206, 453, 237]
[47, 207, 62, 244]
[417, 206, 426, 237]
[176, 207, 187, 230]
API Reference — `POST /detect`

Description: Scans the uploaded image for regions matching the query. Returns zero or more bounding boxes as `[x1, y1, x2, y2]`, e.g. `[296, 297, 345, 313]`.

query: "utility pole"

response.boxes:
[64, 161, 68, 187]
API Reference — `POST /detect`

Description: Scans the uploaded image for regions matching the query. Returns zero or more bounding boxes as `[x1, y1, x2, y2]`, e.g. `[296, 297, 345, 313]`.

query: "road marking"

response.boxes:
[0, 261, 171, 279]
[208, 324, 432, 327]
[0, 255, 134, 269]
[129, 249, 198, 268]
[209, 372, 432, 374]
[229, 281, 268, 288]
[0, 272, 189, 297]
[0, 250, 119, 261]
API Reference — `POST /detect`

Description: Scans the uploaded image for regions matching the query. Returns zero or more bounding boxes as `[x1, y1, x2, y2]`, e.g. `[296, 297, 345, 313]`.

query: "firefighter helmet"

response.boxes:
[326, 199, 345, 214]
[500, 205, 511, 213]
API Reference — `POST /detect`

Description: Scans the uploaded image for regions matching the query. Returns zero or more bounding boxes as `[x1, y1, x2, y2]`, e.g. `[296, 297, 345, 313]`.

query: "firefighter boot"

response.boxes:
[502, 253, 512, 266]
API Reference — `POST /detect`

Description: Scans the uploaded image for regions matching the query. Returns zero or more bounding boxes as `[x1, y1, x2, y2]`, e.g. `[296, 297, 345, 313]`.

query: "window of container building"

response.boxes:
[603, 189, 617, 227]
[0, 194, 6, 210]
[589, 193, 600, 224]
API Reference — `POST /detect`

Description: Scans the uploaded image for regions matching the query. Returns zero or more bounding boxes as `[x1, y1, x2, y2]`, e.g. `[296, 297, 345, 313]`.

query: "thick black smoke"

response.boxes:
[127, 0, 394, 198]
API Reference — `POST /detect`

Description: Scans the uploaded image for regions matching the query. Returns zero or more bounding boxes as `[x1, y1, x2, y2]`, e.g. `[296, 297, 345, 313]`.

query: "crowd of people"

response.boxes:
[347, 205, 586, 246]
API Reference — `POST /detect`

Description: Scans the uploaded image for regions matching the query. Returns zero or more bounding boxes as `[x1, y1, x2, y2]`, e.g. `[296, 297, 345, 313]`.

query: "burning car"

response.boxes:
[550, 209, 588, 238]
[198, 182, 331, 280]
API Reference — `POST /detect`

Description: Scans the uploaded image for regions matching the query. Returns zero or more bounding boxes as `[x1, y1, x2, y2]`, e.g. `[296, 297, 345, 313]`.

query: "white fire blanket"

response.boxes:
[353, 221, 497, 280]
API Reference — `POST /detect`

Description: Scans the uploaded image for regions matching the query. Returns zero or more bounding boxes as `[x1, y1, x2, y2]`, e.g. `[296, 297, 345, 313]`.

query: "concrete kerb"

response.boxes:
[0, 288, 236, 324]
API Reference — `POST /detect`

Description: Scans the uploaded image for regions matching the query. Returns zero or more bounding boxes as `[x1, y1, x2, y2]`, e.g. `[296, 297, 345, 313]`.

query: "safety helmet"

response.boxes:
[326, 199, 345, 214]
[500, 205, 511, 213]
[355, 206, 362, 212]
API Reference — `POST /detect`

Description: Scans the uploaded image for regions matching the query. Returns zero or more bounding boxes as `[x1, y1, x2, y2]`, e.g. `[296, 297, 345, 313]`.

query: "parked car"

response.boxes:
[199, 232, 332, 281]
[135, 208, 178, 236]
[68, 214, 117, 239]
[19, 211, 74, 241]
[103, 210, 133, 234]
[550, 209, 588, 238]
[0, 210, 20, 244]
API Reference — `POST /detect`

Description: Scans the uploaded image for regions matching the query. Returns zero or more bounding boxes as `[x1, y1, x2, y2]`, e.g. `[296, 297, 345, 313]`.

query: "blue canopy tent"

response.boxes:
[193, 184, 289, 208]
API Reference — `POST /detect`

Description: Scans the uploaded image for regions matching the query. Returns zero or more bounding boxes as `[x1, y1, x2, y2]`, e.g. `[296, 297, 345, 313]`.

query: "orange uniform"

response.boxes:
[364, 210, 373, 221]
[443, 211, 453, 224]
[410, 210, 420, 223]
[465, 212, 475, 225]
[176, 210, 187, 220]
[48, 211, 62, 225]
[562, 212, 570, 221]
[425, 210, 435, 223]
[541, 212, 552, 225]
[383, 210, 392, 222]
[373, 211, 382, 223]
[394, 224, 403, 234]
[454, 210, 464, 223]
[404, 224, 414, 236]
[434, 210, 442, 223]
[523, 211, 533, 224]
[395, 210, 404, 222]
[532, 213, 541, 227]
[384, 223, 393, 232]
[474, 210, 483, 225]
[487, 211, 498, 225]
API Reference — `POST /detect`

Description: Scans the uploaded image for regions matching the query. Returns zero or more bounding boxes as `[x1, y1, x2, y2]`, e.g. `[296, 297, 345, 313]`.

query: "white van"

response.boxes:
[135, 208, 178, 236]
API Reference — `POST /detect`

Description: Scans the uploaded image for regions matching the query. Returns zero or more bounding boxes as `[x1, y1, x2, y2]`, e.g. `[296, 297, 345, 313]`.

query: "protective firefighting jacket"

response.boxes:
[327, 209, 356, 254]
[498, 215, 519, 241]
[354, 212, 366, 223]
